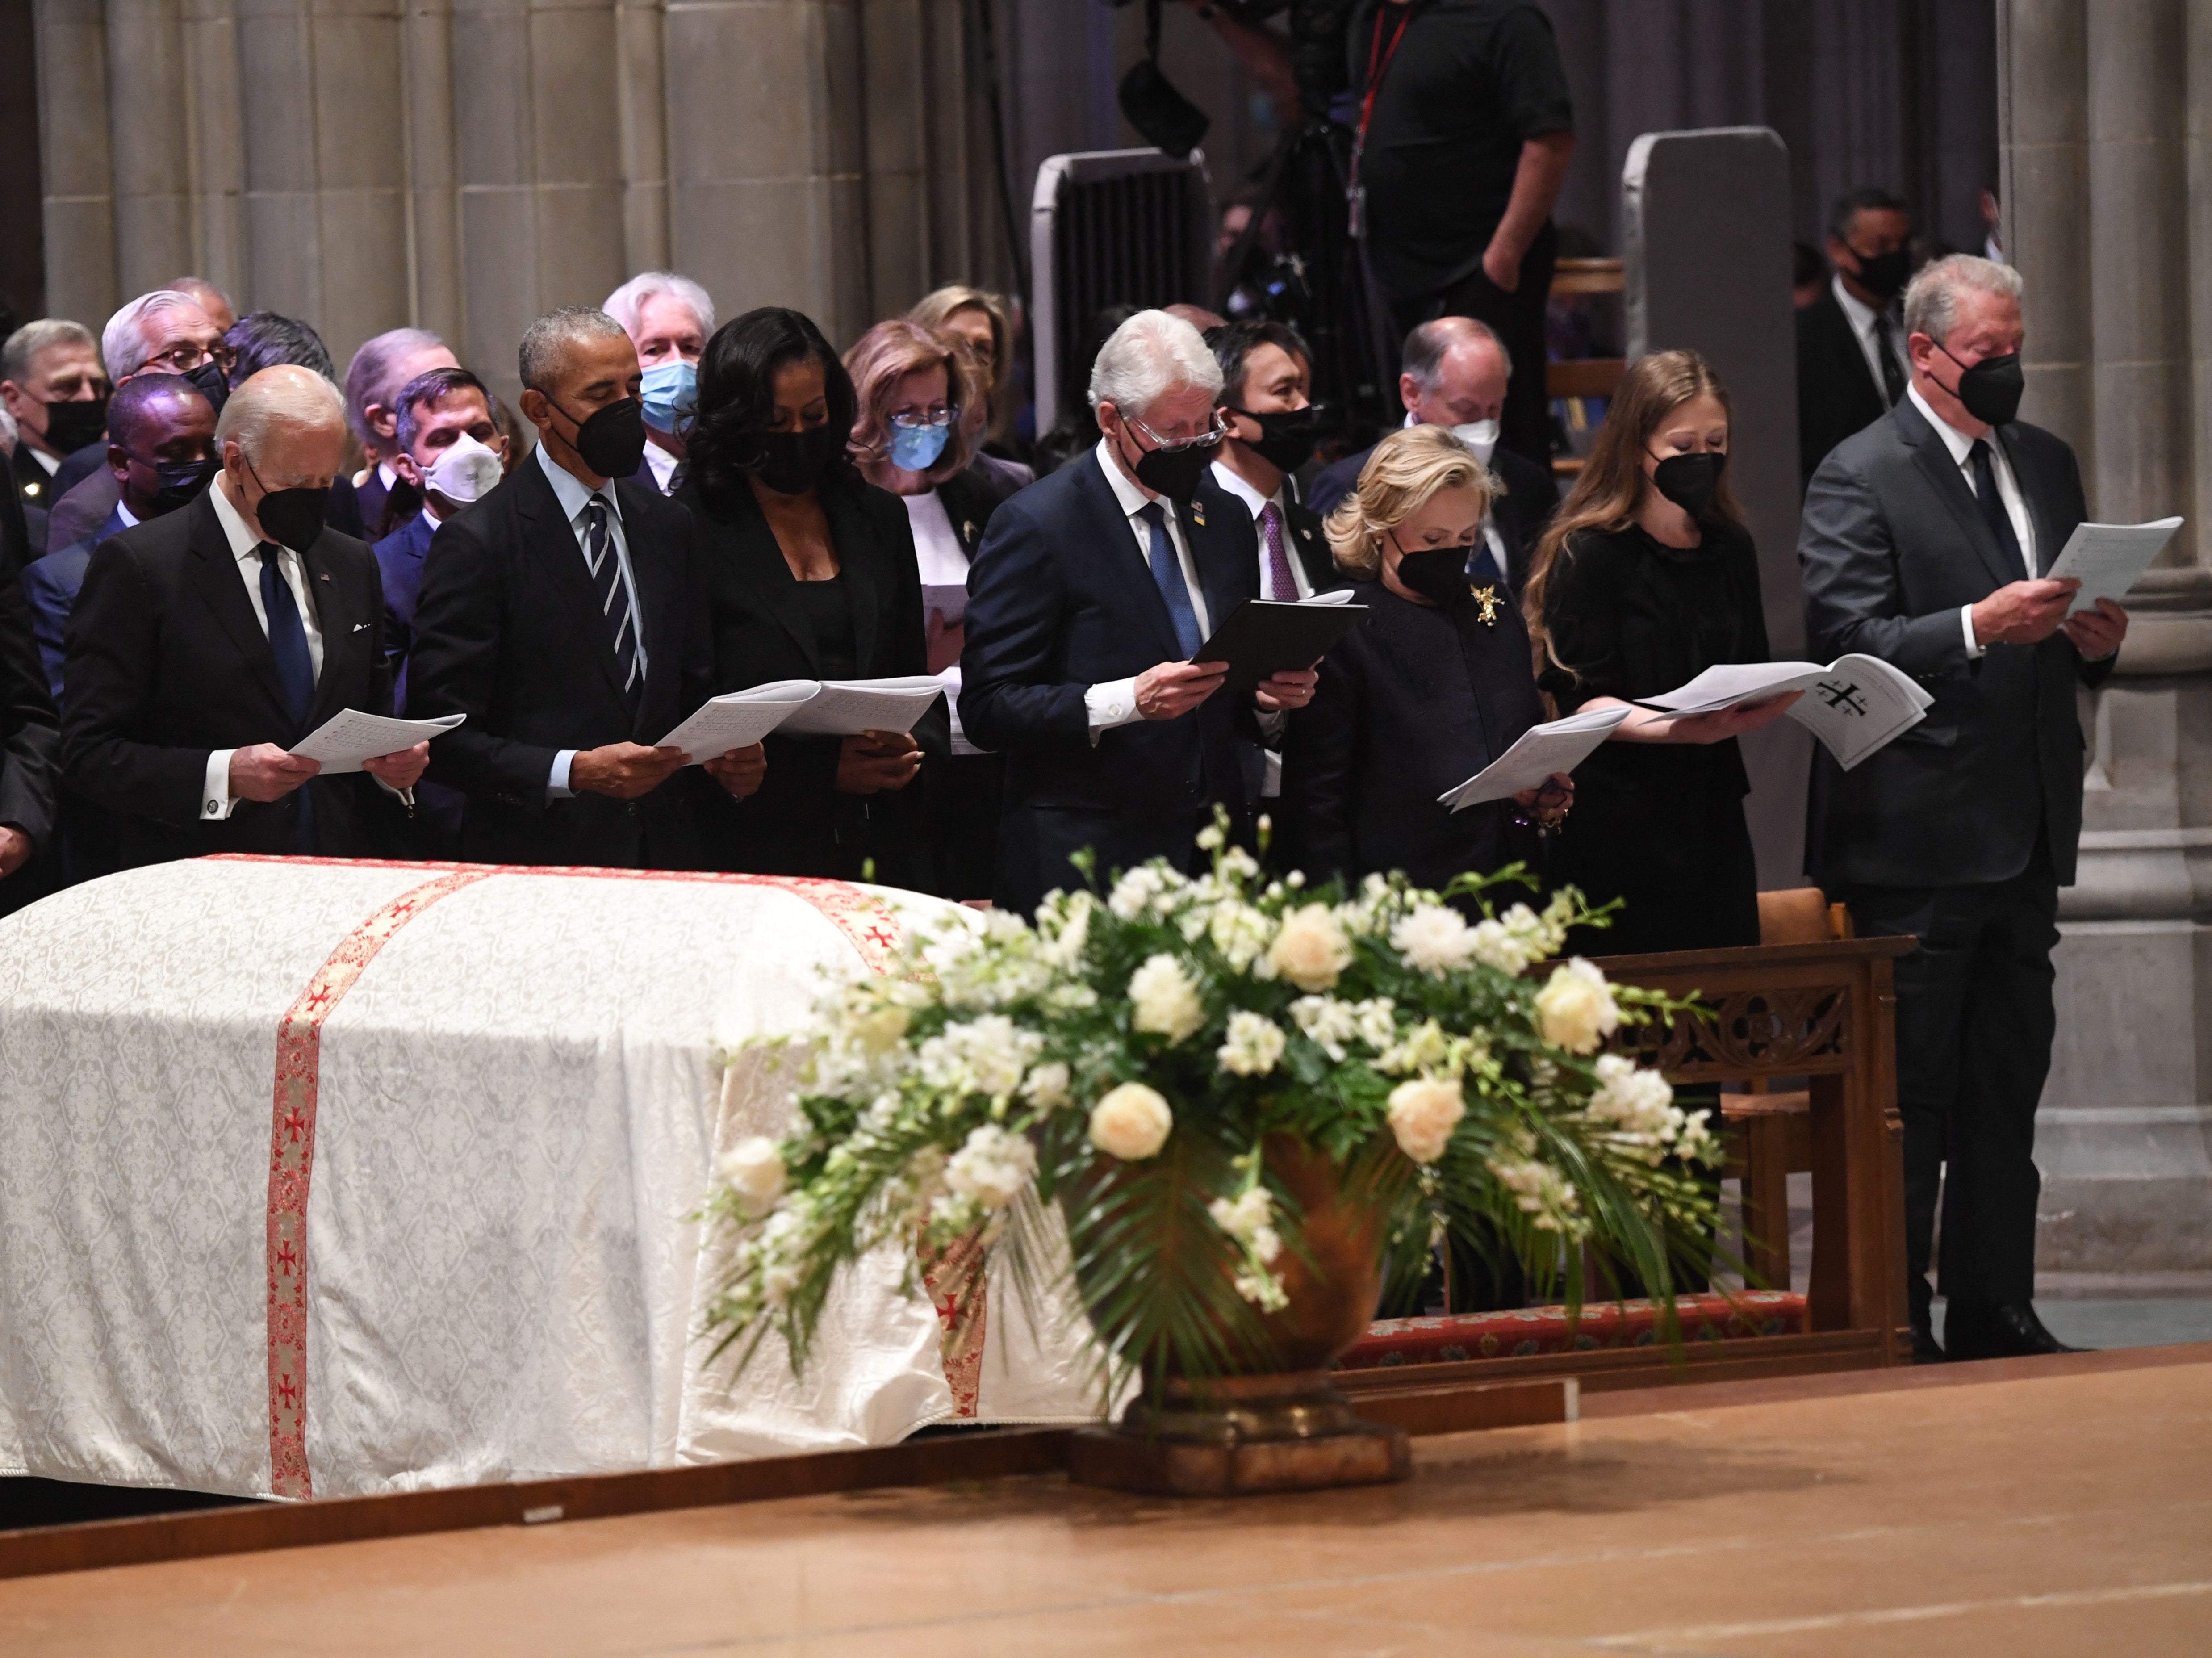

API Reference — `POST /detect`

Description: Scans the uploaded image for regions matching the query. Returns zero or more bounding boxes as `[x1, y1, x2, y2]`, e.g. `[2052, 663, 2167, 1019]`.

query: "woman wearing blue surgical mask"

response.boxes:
[847, 319, 1010, 903]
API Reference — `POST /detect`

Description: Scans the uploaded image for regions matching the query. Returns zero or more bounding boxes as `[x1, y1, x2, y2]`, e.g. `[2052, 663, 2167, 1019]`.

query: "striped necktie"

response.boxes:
[583, 496, 641, 708]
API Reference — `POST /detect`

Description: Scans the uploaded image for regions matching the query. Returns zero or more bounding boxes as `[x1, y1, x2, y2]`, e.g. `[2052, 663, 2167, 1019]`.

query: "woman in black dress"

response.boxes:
[679, 308, 945, 884]
[1523, 349, 1799, 959]
[1282, 424, 1570, 899]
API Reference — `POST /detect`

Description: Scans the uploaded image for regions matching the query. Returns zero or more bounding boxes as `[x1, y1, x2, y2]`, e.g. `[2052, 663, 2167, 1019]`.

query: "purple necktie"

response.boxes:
[1259, 502, 1298, 601]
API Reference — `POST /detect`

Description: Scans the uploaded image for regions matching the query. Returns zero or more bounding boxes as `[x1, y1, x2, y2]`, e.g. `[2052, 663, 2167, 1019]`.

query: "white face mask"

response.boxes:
[1449, 418, 1500, 465]
[422, 432, 504, 506]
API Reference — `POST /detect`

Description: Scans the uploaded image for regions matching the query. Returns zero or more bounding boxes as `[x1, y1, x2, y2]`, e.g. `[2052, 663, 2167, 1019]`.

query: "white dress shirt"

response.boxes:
[1211, 460, 1313, 601]
[643, 440, 680, 493]
[538, 443, 648, 797]
[200, 480, 326, 821]
[1834, 274, 1910, 401]
[904, 489, 983, 756]
[1906, 383, 2035, 658]
[113, 500, 140, 531]
[26, 445, 59, 477]
[1085, 438, 1212, 735]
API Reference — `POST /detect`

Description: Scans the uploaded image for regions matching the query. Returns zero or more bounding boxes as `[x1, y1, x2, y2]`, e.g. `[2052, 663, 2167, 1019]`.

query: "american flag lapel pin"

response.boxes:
[1189, 499, 1207, 528]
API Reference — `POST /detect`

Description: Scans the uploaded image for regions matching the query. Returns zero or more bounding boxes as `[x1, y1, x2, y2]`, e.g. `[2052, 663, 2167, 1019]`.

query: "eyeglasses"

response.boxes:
[1127, 411, 1228, 453]
[142, 339, 230, 375]
[888, 404, 958, 431]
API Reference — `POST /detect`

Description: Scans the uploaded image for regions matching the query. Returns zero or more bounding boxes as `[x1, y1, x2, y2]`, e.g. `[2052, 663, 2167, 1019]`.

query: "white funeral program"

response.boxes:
[659, 676, 949, 762]
[1640, 655, 1934, 771]
[290, 710, 465, 773]
[2043, 516, 2182, 615]
[656, 680, 822, 762]
[1438, 705, 1631, 811]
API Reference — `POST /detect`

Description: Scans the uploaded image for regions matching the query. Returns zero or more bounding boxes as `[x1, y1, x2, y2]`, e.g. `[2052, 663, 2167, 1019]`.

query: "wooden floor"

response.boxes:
[4, 1349, 2208, 1656]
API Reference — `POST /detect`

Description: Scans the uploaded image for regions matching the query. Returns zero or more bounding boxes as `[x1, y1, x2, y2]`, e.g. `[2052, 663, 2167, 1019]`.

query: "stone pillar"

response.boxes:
[1999, 0, 2212, 1277]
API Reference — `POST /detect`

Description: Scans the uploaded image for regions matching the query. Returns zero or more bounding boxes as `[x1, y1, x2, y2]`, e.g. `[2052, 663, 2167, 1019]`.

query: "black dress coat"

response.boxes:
[1538, 519, 1769, 956]
[406, 456, 714, 870]
[1280, 573, 1546, 894]
[922, 465, 1010, 901]
[682, 473, 947, 885]
[59, 488, 401, 867]
[1795, 285, 1894, 488]
[958, 449, 1260, 915]
[0, 501, 59, 913]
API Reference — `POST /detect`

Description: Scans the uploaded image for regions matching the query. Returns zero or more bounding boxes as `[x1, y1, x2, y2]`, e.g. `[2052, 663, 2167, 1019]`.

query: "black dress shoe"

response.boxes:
[1911, 1323, 1945, 1364]
[1944, 1300, 2086, 1360]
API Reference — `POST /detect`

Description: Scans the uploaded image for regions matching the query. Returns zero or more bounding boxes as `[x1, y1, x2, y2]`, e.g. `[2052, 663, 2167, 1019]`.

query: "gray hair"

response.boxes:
[519, 306, 631, 395]
[1903, 254, 2024, 344]
[603, 272, 715, 341]
[0, 405, 15, 456]
[343, 327, 447, 444]
[1, 318, 100, 388]
[1401, 315, 1511, 390]
[1087, 309, 1222, 416]
[216, 365, 347, 469]
[101, 290, 206, 381]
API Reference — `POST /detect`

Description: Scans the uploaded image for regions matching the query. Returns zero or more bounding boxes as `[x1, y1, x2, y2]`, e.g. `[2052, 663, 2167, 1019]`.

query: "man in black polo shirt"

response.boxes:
[1351, 0, 1575, 470]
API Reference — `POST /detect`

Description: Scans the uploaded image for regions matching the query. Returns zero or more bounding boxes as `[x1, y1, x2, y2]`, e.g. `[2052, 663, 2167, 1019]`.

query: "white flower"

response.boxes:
[1468, 918, 1531, 973]
[1385, 1077, 1466, 1164]
[1489, 1156, 1581, 1231]
[1535, 957, 1620, 1054]
[1216, 1010, 1287, 1077]
[1207, 900, 1276, 972]
[1089, 1082, 1173, 1160]
[1265, 904, 1352, 991]
[1208, 1186, 1284, 1264]
[916, 1014, 1043, 1099]
[1037, 891, 1094, 969]
[943, 1123, 1037, 1211]
[1108, 864, 1179, 921]
[1586, 1053, 1677, 1140]
[1129, 954, 1206, 1044]
[1353, 997, 1399, 1049]
[1390, 904, 1477, 975]
[1289, 995, 1358, 1060]
[1021, 1060, 1072, 1112]
[1195, 821, 1226, 851]
[717, 1136, 786, 1212]
[1377, 1017, 1452, 1076]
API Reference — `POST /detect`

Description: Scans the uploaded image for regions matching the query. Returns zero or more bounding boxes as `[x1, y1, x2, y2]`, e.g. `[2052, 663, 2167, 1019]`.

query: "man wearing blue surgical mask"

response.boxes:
[606, 272, 716, 496]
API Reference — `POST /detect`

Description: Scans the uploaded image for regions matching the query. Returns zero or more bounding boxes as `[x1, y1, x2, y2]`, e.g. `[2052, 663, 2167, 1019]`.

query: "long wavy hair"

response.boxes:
[1522, 348, 1744, 672]
[685, 307, 861, 513]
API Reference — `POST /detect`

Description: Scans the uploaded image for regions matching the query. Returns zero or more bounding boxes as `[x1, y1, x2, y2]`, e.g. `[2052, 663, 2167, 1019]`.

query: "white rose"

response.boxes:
[1216, 1009, 1287, 1077]
[717, 1136, 786, 1212]
[1266, 904, 1353, 992]
[1390, 903, 1477, 975]
[1535, 957, 1620, 1054]
[944, 1123, 1037, 1211]
[1385, 1077, 1466, 1164]
[1089, 1082, 1174, 1160]
[1129, 953, 1206, 1045]
[1021, 1060, 1072, 1111]
[1468, 918, 1530, 973]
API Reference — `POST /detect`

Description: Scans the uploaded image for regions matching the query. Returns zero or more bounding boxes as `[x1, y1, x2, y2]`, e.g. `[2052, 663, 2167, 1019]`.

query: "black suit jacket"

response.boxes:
[59, 490, 398, 867]
[682, 474, 947, 882]
[1308, 437, 1556, 590]
[1797, 287, 1895, 487]
[959, 449, 1259, 913]
[1798, 396, 2111, 889]
[406, 456, 713, 869]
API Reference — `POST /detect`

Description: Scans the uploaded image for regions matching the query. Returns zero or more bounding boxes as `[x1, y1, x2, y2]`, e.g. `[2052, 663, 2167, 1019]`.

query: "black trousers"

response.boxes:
[1843, 846, 2060, 1319]
[1387, 220, 1558, 471]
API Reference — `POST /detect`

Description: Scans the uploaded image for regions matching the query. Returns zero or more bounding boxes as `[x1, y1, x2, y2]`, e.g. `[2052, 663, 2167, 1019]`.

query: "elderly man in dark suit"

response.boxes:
[60, 367, 428, 868]
[960, 309, 1316, 915]
[1799, 254, 2128, 1364]
[1796, 187, 1914, 487]
[405, 306, 764, 870]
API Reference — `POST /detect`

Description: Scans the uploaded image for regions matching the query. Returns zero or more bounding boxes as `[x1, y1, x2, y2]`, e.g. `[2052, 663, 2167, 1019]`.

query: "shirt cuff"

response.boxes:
[202, 750, 238, 821]
[1254, 706, 1287, 741]
[1961, 604, 1986, 659]
[549, 749, 577, 799]
[1084, 678, 1142, 744]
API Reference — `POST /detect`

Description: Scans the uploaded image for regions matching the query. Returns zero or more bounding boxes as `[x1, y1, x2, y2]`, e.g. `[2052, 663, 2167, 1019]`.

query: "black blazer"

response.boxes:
[59, 489, 398, 867]
[1796, 286, 1894, 487]
[1799, 396, 2111, 889]
[1308, 438, 1557, 590]
[0, 510, 59, 862]
[959, 449, 1259, 914]
[406, 456, 713, 870]
[1280, 575, 1545, 892]
[681, 474, 946, 883]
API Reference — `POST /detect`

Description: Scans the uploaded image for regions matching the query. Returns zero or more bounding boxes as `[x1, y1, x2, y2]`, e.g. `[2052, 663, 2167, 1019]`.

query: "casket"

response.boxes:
[0, 857, 1098, 1502]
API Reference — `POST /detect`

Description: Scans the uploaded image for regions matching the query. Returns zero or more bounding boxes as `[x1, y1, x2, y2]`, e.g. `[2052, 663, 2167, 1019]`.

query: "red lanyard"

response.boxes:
[1356, 6, 1416, 151]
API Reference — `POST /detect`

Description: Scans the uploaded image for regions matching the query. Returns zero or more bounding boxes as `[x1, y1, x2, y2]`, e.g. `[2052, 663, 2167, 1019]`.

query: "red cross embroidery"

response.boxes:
[281, 1105, 308, 1143]
[275, 1372, 301, 1411]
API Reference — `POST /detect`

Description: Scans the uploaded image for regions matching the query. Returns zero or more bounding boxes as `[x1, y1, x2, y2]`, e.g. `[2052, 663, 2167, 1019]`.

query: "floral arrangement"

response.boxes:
[702, 827, 1722, 1391]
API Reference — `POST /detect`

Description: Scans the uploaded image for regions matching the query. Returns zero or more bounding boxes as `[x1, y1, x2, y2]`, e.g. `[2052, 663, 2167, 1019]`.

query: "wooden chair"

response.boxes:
[1722, 890, 1853, 1290]
[1545, 259, 1626, 481]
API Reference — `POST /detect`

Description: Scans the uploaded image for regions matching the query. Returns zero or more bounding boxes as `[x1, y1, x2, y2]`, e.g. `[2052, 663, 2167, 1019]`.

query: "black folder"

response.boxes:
[1189, 599, 1369, 692]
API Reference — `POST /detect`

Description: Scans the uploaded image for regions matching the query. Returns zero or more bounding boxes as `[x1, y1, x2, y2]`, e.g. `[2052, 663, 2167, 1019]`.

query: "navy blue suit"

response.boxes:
[958, 449, 1259, 914]
[371, 508, 463, 857]
[21, 506, 127, 704]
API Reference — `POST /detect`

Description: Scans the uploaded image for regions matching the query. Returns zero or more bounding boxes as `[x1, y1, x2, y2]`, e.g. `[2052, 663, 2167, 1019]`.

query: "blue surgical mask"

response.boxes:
[888, 420, 951, 473]
[640, 360, 698, 436]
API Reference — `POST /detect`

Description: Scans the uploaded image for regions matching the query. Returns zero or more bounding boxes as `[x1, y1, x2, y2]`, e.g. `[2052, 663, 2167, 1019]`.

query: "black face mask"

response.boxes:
[146, 455, 219, 517]
[554, 396, 648, 481]
[749, 425, 843, 497]
[1116, 420, 1216, 506]
[1391, 538, 1473, 606]
[1229, 404, 1321, 475]
[1847, 246, 1912, 301]
[246, 457, 330, 551]
[41, 395, 109, 455]
[1650, 451, 1726, 520]
[1937, 344, 2025, 427]
[184, 358, 230, 417]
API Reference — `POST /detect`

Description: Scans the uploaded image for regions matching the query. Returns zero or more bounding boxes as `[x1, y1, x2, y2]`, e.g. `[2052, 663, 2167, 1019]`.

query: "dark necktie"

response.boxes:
[1467, 536, 1508, 592]
[1258, 502, 1298, 601]
[584, 496, 642, 709]
[1968, 439, 2028, 576]
[1872, 312, 1908, 405]
[256, 544, 317, 852]
[1137, 501, 1202, 655]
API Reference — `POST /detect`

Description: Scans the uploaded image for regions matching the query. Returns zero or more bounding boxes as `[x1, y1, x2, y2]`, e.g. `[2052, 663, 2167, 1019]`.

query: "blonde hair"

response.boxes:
[1522, 348, 1742, 670]
[910, 286, 1014, 439]
[843, 318, 984, 486]
[1321, 425, 1494, 578]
